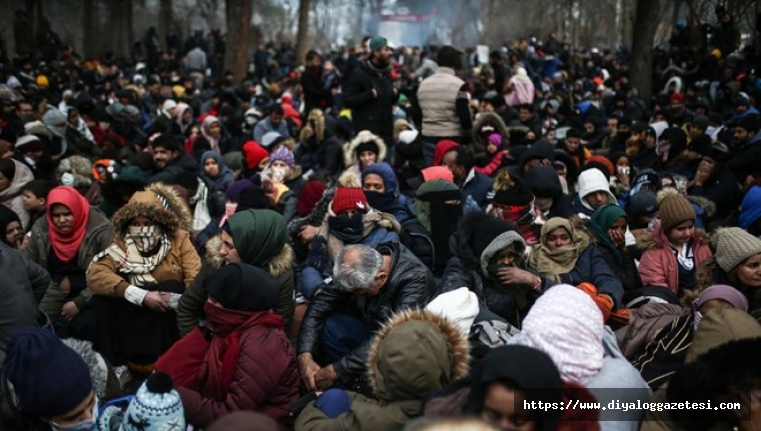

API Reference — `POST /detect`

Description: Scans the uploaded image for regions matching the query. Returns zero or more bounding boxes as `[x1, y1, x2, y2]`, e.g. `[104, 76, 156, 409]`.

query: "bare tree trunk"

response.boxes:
[0, 0, 15, 60]
[82, 0, 98, 58]
[295, 0, 311, 66]
[26, 0, 43, 60]
[159, 0, 174, 48]
[631, 0, 662, 111]
[224, 0, 253, 84]
[108, 0, 133, 57]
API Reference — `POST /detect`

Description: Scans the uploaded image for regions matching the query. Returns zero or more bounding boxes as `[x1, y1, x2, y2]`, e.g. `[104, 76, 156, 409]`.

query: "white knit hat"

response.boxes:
[715, 227, 761, 272]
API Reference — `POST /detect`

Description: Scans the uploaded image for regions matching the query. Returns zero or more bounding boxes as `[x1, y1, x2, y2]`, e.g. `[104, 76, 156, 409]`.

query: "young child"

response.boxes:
[21, 180, 56, 230]
[637, 189, 712, 298]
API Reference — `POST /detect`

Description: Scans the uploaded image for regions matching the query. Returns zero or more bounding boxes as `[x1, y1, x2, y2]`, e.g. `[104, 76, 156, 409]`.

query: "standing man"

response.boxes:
[301, 50, 331, 117]
[343, 36, 397, 147]
[417, 45, 473, 166]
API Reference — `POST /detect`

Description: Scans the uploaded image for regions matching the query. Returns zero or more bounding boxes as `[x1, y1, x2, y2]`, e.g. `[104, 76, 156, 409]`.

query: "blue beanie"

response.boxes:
[740, 185, 761, 230]
[315, 388, 352, 419]
[361, 162, 397, 195]
[3, 328, 92, 417]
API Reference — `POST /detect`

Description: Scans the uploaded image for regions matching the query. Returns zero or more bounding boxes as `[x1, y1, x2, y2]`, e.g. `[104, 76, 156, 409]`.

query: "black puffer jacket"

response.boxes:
[297, 242, 436, 381]
[343, 60, 397, 144]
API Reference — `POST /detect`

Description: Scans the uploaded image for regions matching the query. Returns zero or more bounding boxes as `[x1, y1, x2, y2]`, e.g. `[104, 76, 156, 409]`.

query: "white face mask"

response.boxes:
[617, 166, 630, 176]
[61, 172, 76, 186]
[271, 166, 286, 183]
[50, 397, 98, 431]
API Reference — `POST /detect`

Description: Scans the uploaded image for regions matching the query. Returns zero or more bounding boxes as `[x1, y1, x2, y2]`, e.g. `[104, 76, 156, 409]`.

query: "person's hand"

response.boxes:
[607, 228, 626, 249]
[59, 276, 71, 296]
[142, 291, 169, 312]
[303, 125, 314, 138]
[496, 267, 540, 290]
[693, 161, 714, 187]
[371, 88, 378, 99]
[299, 353, 321, 391]
[15, 235, 28, 251]
[300, 225, 319, 244]
[61, 301, 79, 321]
[314, 364, 339, 391]
[617, 173, 630, 187]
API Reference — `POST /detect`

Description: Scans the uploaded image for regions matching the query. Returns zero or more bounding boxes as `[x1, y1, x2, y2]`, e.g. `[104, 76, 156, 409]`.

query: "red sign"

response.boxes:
[380, 14, 430, 23]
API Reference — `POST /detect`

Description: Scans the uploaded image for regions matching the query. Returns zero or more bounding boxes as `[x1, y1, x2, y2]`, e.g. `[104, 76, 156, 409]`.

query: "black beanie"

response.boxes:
[205, 263, 280, 311]
[492, 169, 535, 206]
[236, 186, 271, 212]
[3, 328, 92, 417]
[471, 218, 516, 258]
[354, 141, 380, 156]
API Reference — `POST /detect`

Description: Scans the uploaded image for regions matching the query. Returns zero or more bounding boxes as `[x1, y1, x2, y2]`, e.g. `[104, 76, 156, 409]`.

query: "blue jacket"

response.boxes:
[462, 170, 494, 209]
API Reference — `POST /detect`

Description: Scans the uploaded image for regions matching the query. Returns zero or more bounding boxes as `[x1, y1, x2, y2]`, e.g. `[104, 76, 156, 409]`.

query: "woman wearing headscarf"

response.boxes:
[156, 264, 300, 427]
[360, 162, 412, 223]
[0, 159, 33, 230]
[87, 183, 201, 374]
[178, 209, 295, 336]
[42, 106, 100, 160]
[199, 151, 234, 191]
[631, 284, 748, 390]
[0, 205, 24, 249]
[528, 217, 624, 312]
[173, 102, 197, 138]
[25, 186, 113, 339]
[588, 204, 641, 293]
[511, 284, 651, 429]
[200, 116, 223, 154]
[695, 227, 761, 314]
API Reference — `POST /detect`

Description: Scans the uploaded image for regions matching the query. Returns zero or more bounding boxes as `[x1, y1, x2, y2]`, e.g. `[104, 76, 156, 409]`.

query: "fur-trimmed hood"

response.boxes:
[110, 182, 193, 238]
[666, 309, 761, 429]
[472, 111, 509, 147]
[343, 130, 387, 168]
[203, 234, 293, 278]
[367, 309, 470, 402]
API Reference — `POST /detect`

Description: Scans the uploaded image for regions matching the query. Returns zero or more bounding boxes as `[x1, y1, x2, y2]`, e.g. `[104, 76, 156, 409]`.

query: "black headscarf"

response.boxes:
[465, 345, 563, 431]
[0, 205, 21, 247]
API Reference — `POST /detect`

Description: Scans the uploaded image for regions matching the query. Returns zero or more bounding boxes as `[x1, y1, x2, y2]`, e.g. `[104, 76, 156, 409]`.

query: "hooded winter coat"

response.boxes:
[297, 242, 437, 381]
[295, 309, 470, 431]
[642, 309, 761, 431]
[87, 183, 201, 298]
[0, 160, 33, 230]
[342, 131, 388, 179]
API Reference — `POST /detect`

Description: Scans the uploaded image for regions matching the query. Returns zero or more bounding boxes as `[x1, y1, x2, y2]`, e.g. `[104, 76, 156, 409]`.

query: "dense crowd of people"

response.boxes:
[0, 5, 760, 430]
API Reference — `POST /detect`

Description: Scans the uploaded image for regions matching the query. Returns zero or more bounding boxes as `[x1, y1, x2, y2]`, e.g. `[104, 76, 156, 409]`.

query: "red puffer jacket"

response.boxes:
[156, 309, 300, 427]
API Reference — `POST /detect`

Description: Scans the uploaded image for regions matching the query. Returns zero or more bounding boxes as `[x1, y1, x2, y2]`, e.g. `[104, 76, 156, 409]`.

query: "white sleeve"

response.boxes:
[124, 285, 148, 306]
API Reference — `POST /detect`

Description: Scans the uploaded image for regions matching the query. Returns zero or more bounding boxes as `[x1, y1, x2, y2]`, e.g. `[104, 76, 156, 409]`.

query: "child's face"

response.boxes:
[22, 190, 45, 212]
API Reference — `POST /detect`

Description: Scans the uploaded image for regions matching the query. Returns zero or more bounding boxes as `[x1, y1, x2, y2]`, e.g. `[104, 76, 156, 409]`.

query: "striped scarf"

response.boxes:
[101, 226, 172, 287]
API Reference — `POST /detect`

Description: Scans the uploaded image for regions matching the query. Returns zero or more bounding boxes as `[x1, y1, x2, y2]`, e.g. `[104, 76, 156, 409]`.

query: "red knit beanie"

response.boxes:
[242, 141, 269, 170]
[297, 181, 326, 216]
[433, 140, 461, 166]
[669, 92, 685, 104]
[331, 186, 368, 214]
